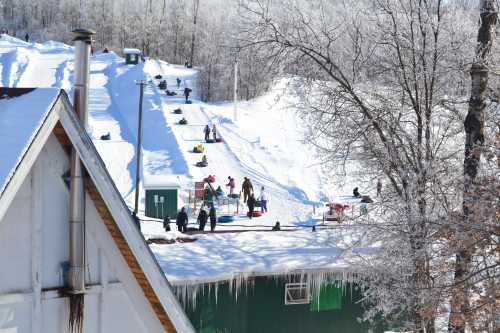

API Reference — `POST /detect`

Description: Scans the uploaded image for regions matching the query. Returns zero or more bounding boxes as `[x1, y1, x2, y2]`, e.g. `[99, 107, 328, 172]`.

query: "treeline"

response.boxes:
[0, 0, 271, 101]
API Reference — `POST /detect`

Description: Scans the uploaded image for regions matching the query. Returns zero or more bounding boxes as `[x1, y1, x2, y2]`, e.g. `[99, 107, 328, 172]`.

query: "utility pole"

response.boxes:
[233, 60, 238, 122]
[133, 80, 149, 225]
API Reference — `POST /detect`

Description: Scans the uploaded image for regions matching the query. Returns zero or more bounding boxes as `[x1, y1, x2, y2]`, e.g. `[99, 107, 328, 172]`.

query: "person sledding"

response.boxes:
[184, 87, 192, 103]
[204, 125, 211, 142]
[242, 177, 254, 203]
[247, 193, 256, 219]
[226, 176, 235, 196]
[272, 221, 281, 231]
[197, 206, 208, 231]
[176, 207, 188, 232]
[196, 155, 208, 167]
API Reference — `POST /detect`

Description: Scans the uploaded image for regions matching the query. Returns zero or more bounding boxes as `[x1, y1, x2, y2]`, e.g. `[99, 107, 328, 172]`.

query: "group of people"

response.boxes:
[171, 205, 218, 233]
[241, 177, 268, 218]
[204, 124, 218, 142]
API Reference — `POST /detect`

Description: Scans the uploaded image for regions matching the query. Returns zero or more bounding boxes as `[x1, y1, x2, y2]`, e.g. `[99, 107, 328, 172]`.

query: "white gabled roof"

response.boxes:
[0, 88, 60, 196]
[0, 88, 195, 333]
[123, 48, 141, 55]
[144, 174, 181, 189]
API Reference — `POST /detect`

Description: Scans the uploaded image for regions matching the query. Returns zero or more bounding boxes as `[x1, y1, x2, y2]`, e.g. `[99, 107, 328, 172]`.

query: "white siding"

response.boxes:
[0, 133, 164, 333]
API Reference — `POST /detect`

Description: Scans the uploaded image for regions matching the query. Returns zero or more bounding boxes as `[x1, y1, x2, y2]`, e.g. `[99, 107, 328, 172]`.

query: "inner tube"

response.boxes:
[218, 215, 235, 223]
[179, 119, 188, 125]
[174, 108, 182, 114]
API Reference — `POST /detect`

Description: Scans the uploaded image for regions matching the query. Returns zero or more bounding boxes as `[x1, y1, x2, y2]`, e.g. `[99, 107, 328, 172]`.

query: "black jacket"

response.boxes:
[198, 209, 208, 224]
[176, 211, 188, 226]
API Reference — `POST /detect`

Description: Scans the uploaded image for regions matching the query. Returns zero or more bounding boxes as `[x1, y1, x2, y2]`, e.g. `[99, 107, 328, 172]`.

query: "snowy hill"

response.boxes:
[0, 35, 364, 229]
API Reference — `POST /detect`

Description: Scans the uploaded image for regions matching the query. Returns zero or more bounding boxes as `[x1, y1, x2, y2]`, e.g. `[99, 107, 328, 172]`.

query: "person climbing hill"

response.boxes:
[212, 124, 217, 141]
[204, 125, 211, 142]
[184, 87, 192, 102]
[242, 177, 254, 203]
[176, 77, 181, 89]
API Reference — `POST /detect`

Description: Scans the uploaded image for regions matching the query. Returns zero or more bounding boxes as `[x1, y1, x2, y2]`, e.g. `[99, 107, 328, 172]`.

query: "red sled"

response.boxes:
[247, 211, 263, 217]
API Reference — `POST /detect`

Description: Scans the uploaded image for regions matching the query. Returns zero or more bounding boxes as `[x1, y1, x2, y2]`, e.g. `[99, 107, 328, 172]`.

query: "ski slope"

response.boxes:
[0, 34, 369, 230]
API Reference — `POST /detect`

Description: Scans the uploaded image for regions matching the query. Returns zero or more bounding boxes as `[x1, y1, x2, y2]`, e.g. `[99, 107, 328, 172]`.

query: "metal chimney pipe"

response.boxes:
[68, 28, 94, 294]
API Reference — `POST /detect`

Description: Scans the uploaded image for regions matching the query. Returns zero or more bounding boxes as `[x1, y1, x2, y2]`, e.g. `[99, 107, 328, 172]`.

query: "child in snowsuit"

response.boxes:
[226, 176, 235, 196]
[259, 186, 268, 213]
[184, 87, 191, 102]
[197, 207, 208, 231]
[247, 194, 256, 219]
[163, 215, 171, 232]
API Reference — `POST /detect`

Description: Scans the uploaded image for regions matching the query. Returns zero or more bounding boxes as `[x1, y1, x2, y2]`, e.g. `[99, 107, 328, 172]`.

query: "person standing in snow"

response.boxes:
[176, 207, 188, 232]
[24, 33, 29, 42]
[197, 207, 208, 231]
[272, 221, 281, 231]
[241, 177, 254, 203]
[209, 204, 217, 232]
[376, 179, 382, 197]
[259, 186, 268, 213]
[353, 187, 361, 198]
[204, 125, 211, 142]
[226, 176, 235, 196]
[176, 77, 181, 89]
[184, 87, 191, 102]
[212, 124, 217, 141]
[247, 193, 256, 219]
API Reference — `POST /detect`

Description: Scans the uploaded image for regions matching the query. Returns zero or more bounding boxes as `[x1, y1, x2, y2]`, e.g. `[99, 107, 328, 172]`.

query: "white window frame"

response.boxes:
[284, 282, 310, 305]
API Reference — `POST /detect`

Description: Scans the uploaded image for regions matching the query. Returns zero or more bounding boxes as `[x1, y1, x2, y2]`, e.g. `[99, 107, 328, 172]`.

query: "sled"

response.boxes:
[154, 74, 162, 79]
[218, 215, 236, 223]
[193, 144, 204, 153]
[196, 162, 208, 168]
[166, 90, 177, 96]
[179, 118, 188, 125]
[247, 211, 263, 218]
[158, 81, 167, 90]
[174, 108, 182, 114]
[185, 100, 193, 104]
[100, 133, 111, 141]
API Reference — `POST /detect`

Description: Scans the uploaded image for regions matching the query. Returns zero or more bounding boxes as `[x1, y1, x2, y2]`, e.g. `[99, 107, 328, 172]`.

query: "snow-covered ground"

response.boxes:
[1, 35, 376, 285]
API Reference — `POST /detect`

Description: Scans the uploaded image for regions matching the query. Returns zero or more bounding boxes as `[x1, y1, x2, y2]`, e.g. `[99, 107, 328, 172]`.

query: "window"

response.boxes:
[284, 282, 310, 305]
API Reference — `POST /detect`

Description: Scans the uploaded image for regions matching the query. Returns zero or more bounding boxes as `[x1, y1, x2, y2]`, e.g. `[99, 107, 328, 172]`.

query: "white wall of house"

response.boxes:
[0, 134, 165, 333]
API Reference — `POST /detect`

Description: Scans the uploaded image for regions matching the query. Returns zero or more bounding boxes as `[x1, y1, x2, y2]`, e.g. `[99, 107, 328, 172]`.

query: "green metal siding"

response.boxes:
[145, 189, 178, 219]
[181, 278, 384, 333]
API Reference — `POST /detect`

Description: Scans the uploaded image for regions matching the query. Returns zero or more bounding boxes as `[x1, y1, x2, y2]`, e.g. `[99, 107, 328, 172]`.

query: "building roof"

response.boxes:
[0, 88, 60, 195]
[0, 88, 195, 333]
[144, 174, 181, 189]
[123, 48, 141, 55]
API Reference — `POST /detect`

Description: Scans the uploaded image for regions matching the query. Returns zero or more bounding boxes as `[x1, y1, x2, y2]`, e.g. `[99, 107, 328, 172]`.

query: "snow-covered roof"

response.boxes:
[123, 48, 141, 55]
[149, 226, 378, 285]
[143, 174, 181, 189]
[0, 88, 61, 195]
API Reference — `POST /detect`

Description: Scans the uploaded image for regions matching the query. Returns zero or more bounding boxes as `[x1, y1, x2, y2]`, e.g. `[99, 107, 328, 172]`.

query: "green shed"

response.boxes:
[123, 48, 141, 65]
[144, 176, 180, 219]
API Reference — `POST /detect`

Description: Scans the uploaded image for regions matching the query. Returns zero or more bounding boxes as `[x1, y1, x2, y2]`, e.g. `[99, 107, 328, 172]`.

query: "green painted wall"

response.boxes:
[145, 189, 178, 219]
[182, 277, 384, 333]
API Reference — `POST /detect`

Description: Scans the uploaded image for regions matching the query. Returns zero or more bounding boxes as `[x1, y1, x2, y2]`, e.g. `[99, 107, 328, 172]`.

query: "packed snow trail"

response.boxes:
[0, 35, 373, 230]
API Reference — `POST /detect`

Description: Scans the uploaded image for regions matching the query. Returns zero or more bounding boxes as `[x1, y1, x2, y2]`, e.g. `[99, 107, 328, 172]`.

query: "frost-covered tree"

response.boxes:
[239, 0, 498, 331]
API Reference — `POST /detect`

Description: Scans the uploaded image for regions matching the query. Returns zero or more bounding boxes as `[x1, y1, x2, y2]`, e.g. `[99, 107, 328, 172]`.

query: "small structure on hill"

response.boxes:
[144, 175, 181, 219]
[124, 48, 142, 65]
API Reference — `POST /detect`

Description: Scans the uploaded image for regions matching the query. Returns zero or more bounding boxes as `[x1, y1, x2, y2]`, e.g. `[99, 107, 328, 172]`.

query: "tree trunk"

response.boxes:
[189, 0, 199, 66]
[448, 1, 497, 332]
